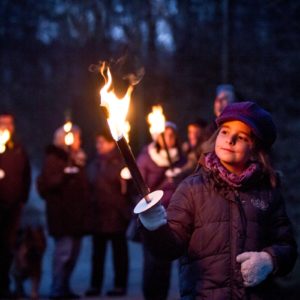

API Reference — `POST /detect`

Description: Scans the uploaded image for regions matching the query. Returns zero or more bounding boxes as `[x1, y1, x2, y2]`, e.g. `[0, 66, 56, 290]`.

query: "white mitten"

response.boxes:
[236, 251, 274, 287]
[139, 204, 167, 231]
[165, 167, 181, 178]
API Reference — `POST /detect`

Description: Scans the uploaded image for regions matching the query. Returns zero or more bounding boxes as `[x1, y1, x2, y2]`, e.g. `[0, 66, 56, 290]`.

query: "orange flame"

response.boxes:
[147, 105, 166, 140]
[0, 129, 10, 153]
[99, 62, 133, 142]
[64, 132, 74, 146]
[124, 121, 131, 143]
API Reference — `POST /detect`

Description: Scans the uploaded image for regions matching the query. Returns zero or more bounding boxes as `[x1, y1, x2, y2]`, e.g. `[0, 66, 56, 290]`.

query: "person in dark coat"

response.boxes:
[0, 112, 31, 298]
[85, 132, 131, 297]
[137, 121, 186, 300]
[37, 124, 90, 299]
[179, 119, 207, 179]
[206, 84, 236, 138]
[139, 102, 297, 300]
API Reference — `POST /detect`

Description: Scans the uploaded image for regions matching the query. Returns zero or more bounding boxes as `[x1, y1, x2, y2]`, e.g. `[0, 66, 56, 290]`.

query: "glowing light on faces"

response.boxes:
[188, 124, 202, 147]
[215, 120, 254, 174]
[158, 127, 176, 149]
[99, 62, 132, 142]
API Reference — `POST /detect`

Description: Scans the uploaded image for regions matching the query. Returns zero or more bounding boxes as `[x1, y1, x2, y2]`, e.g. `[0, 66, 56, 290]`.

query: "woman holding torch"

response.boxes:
[137, 102, 297, 299]
[137, 120, 186, 300]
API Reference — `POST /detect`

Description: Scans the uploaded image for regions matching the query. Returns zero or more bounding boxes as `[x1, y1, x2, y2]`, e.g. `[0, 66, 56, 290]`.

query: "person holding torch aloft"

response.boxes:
[137, 106, 186, 300]
[0, 112, 31, 298]
[137, 101, 297, 300]
[37, 123, 90, 299]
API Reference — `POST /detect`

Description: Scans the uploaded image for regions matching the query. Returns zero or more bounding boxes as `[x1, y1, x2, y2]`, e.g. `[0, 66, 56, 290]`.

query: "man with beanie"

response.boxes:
[206, 84, 236, 138]
[37, 124, 90, 299]
[214, 84, 236, 117]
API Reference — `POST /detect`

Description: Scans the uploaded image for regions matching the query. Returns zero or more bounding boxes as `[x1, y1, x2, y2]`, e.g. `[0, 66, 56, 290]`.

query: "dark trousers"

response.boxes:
[142, 245, 171, 300]
[0, 204, 22, 296]
[50, 236, 81, 297]
[90, 232, 128, 292]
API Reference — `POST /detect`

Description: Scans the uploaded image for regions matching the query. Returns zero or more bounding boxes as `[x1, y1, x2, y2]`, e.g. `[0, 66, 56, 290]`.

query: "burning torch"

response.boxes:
[147, 105, 174, 170]
[63, 120, 79, 174]
[98, 62, 163, 213]
[0, 128, 10, 179]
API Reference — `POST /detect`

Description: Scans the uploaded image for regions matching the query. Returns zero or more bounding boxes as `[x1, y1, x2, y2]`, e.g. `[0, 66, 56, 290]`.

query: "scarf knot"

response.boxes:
[204, 152, 260, 188]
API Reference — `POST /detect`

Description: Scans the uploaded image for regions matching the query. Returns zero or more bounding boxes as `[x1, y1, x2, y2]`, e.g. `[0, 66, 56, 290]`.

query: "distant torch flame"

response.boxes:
[100, 62, 133, 142]
[63, 121, 72, 133]
[0, 129, 10, 154]
[147, 105, 166, 139]
[63, 121, 74, 146]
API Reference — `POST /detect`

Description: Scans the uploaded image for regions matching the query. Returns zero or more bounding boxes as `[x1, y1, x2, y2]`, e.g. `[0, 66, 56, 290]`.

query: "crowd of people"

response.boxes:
[0, 84, 297, 300]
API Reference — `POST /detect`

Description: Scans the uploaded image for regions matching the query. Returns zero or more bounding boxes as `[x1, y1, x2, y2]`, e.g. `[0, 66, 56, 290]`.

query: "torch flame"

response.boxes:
[65, 132, 74, 146]
[147, 105, 166, 139]
[99, 62, 133, 142]
[63, 121, 72, 133]
[124, 121, 131, 143]
[63, 121, 74, 146]
[0, 129, 10, 154]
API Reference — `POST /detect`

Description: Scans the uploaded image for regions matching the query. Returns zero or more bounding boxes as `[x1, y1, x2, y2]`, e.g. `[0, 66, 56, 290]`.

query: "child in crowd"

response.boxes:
[137, 121, 186, 300]
[139, 101, 297, 299]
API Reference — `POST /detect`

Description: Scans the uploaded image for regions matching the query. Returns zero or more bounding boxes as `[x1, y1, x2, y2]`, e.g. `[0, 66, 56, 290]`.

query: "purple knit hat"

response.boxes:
[216, 101, 277, 149]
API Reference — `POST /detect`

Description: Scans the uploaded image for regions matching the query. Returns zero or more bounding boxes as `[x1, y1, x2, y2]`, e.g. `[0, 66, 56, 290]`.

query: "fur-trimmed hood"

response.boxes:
[147, 142, 179, 167]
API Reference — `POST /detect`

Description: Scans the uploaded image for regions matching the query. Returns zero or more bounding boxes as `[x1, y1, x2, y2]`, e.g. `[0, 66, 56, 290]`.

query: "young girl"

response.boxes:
[139, 101, 297, 299]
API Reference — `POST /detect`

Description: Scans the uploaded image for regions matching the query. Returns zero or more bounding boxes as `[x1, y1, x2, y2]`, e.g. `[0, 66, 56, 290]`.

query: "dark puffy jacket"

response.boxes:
[137, 145, 186, 207]
[0, 141, 31, 209]
[143, 167, 297, 299]
[37, 145, 91, 237]
[88, 148, 132, 234]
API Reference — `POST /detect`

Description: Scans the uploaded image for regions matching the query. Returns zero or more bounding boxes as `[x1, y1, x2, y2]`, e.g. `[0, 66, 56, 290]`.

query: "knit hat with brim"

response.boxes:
[216, 101, 277, 149]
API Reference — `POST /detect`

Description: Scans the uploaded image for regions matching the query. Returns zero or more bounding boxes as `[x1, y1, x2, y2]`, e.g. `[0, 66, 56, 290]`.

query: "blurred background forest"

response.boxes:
[1, 0, 300, 296]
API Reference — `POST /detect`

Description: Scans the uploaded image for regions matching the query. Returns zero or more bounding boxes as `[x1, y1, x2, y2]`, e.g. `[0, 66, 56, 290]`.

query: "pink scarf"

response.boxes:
[204, 152, 260, 188]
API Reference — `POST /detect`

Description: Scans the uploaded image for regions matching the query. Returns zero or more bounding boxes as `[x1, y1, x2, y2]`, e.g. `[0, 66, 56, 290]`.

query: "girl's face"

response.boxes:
[158, 127, 177, 149]
[215, 120, 254, 174]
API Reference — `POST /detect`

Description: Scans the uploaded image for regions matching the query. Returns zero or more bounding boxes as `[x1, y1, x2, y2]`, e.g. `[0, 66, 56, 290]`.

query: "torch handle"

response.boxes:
[116, 136, 151, 199]
[161, 132, 174, 170]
